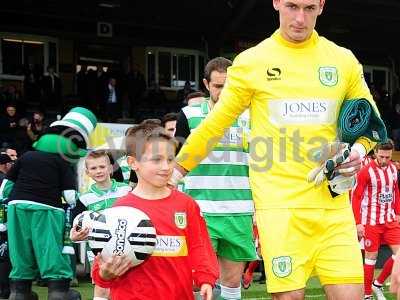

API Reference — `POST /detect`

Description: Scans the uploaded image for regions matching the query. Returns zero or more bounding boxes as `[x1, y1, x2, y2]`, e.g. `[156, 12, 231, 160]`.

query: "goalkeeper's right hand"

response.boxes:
[168, 168, 184, 188]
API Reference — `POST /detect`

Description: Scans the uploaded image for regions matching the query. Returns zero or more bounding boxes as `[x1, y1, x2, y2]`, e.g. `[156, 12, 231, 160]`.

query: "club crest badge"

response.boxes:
[272, 256, 292, 278]
[174, 212, 187, 229]
[319, 66, 338, 86]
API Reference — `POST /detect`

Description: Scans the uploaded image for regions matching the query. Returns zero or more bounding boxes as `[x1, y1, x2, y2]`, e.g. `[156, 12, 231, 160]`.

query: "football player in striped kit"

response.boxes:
[352, 141, 400, 300]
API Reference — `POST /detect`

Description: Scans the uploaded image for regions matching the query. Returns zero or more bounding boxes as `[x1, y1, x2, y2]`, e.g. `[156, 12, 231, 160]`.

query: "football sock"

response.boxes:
[364, 258, 376, 295]
[219, 284, 241, 299]
[376, 255, 395, 285]
[246, 261, 259, 276]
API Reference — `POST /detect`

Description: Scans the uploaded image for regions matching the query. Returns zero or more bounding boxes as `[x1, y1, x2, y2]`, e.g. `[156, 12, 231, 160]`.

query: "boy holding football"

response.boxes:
[91, 123, 219, 300]
[70, 150, 131, 300]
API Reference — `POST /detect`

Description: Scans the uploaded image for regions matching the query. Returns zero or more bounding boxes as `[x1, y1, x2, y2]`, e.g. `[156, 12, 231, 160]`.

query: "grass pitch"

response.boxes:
[30, 273, 396, 299]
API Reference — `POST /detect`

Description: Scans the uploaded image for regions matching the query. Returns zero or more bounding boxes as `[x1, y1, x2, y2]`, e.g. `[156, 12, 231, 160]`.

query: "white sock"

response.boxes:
[93, 297, 108, 300]
[220, 284, 241, 300]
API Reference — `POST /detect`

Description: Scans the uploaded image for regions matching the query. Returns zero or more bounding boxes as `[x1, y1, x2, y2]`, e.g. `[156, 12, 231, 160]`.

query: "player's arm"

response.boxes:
[60, 162, 78, 207]
[393, 172, 400, 219]
[176, 54, 253, 172]
[345, 51, 380, 157]
[351, 167, 368, 225]
[351, 168, 369, 240]
[391, 248, 400, 295]
[187, 200, 219, 288]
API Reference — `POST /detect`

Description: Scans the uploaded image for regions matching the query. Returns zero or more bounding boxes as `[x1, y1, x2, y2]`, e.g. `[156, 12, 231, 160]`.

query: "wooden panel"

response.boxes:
[392, 151, 400, 162]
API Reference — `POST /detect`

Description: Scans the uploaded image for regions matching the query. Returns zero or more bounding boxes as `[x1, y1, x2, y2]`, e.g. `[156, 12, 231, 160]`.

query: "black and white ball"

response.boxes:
[72, 210, 102, 231]
[92, 206, 157, 266]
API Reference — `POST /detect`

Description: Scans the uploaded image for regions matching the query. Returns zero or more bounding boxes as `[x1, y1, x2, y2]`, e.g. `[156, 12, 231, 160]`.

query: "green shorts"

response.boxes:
[7, 203, 73, 280]
[204, 215, 256, 262]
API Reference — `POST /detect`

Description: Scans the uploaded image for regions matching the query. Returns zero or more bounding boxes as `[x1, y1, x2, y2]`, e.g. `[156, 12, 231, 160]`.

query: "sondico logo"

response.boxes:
[267, 68, 282, 81]
[113, 219, 127, 255]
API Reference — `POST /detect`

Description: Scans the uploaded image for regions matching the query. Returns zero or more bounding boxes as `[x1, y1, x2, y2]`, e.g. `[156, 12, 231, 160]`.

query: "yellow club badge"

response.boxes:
[174, 212, 187, 229]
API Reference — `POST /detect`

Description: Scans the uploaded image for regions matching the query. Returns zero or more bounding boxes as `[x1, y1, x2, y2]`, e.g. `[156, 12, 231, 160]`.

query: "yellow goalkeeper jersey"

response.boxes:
[177, 30, 378, 209]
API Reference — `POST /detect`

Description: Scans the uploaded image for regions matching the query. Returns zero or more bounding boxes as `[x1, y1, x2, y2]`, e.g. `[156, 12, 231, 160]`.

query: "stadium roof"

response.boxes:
[0, 0, 399, 55]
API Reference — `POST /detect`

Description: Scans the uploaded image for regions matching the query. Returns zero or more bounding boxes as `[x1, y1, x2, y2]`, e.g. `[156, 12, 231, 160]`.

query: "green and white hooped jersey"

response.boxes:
[79, 179, 131, 212]
[182, 100, 254, 215]
[116, 155, 131, 184]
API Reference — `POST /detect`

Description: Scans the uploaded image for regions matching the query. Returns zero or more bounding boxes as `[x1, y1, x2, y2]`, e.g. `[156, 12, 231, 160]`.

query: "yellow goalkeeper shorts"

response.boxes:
[256, 206, 363, 293]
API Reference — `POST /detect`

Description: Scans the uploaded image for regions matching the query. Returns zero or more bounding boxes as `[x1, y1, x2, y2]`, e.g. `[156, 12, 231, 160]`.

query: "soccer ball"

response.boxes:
[92, 206, 157, 266]
[72, 210, 102, 231]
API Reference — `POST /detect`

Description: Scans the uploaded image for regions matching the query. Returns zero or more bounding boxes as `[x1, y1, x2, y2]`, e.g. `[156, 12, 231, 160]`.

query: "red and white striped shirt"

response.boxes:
[352, 160, 400, 225]
[361, 156, 374, 167]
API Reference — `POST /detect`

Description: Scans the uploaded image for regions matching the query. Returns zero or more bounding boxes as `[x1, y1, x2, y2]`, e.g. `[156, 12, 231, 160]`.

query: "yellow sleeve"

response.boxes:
[176, 54, 253, 171]
[356, 136, 376, 155]
[344, 50, 378, 154]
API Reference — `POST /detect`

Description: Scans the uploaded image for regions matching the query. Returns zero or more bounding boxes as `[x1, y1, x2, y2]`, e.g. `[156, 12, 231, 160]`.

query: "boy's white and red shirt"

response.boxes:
[352, 160, 400, 226]
[92, 189, 219, 300]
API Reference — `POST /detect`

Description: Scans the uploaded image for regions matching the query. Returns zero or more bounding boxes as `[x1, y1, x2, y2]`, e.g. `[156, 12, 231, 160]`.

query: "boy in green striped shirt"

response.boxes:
[71, 150, 131, 300]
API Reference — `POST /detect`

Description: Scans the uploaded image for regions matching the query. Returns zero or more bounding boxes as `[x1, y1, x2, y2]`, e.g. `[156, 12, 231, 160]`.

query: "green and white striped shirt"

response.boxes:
[116, 155, 131, 184]
[182, 100, 254, 215]
[79, 179, 131, 212]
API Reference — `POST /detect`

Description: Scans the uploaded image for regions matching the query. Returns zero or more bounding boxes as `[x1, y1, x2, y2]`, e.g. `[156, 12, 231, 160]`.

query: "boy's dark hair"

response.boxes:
[162, 113, 178, 126]
[204, 57, 232, 82]
[141, 119, 161, 126]
[125, 123, 177, 160]
[124, 126, 135, 136]
[186, 91, 206, 101]
[85, 149, 111, 167]
[375, 140, 394, 151]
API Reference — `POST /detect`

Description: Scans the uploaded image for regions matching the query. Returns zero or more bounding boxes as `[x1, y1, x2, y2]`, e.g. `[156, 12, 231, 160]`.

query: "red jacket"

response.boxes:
[92, 189, 219, 300]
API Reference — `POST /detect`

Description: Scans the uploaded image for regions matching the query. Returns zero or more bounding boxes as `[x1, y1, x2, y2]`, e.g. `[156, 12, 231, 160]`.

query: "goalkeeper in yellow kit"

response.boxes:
[172, 1, 385, 299]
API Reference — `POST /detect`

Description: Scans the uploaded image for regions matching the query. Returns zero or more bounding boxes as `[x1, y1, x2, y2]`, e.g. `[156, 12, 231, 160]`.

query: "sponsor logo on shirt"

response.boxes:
[152, 235, 188, 257]
[219, 127, 244, 146]
[268, 99, 337, 125]
[267, 67, 282, 81]
[319, 66, 338, 86]
[379, 186, 393, 204]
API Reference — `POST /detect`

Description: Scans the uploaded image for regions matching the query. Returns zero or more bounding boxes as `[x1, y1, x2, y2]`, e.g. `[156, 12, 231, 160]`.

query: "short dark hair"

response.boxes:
[33, 110, 44, 116]
[85, 150, 111, 167]
[140, 119, 161, 126]
[6, 103, 16, 109]
[375, 140, 394, 151]
[125, 123, 177, 160]
[162, 113, 178, 126]
[186, 91, 206, 101]
[204, 57, 232, 82]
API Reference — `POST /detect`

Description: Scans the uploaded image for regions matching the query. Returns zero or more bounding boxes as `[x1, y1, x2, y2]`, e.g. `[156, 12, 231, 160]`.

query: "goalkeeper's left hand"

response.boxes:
[308, 142, 363, 194]
[334, 148, 362, 177]
[328, 147, 362, 194]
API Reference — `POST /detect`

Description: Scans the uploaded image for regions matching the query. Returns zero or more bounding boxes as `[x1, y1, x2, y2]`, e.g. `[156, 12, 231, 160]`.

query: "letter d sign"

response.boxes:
[98, 22, 113, 37]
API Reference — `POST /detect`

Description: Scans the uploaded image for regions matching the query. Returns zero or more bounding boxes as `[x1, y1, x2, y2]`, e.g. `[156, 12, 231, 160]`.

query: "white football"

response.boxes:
[72, 210, 102, 231]
[91, 206, 157, 266]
